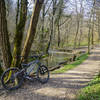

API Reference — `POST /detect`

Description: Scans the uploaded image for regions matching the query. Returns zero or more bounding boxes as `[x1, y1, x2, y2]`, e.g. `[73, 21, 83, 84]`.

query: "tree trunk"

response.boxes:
[88, 25, 91, 54]
[41, 4, 45, 38]
[74, 20, 80, 49]
[39, 3, 45, 52]
[11, 0, 28, 67]
[46, 15, 54, 54]
[78, 18, 83, 47]
[74, 0, 80, 49]
[46, 0, 57, 54]
[91, 0, 95, 48]
[91, 14, 94, 48]
[65, 19, 72, 46]
[88, 14, 92, 54]
[16, 0, 20, 26]
[58, 21, 60, 47]
[88, 0, 95, 54]
[98, 17, 100, 42]
[0, 0, 12, 69]
[78, 0, 84, 47]
[21, 0, 44, 61]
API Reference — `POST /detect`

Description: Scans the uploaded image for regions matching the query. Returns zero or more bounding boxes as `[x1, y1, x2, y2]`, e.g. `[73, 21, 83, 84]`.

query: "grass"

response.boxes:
[77, 76, 100, 100]
[52, 53, 88, 74]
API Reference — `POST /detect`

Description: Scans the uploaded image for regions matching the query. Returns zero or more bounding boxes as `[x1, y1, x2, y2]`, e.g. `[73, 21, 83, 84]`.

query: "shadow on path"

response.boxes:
[0, 48, 100, 100]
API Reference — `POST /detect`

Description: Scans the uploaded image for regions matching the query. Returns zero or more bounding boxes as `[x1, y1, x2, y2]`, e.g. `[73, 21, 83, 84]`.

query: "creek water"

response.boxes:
[41, 50, 73, 68]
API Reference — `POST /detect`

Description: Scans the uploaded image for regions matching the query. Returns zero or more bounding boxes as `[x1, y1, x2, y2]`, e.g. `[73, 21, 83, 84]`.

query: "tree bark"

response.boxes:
[11, 0, 28, 67]
[46, 0, 57, 54]
[91, 0, 95, 48]
[21, 0, 44, 60]
[98, 17, 100, 42]
[46, 17, 53, 54]
[74, 20, 80, 49]
[78, 0, 84, 47]
[0, 0, 12, 69]
[74, 0, 80, 49]
[58, 21, 60, 47]
[91, 13, 95, 48]
[88, 14, 92, 54]
[16, 0, 20, 26]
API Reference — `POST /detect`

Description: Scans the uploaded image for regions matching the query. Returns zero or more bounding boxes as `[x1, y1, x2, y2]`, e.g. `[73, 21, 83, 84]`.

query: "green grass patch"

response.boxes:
[52, 53, 88, 74]
[77, 77, 100, 100]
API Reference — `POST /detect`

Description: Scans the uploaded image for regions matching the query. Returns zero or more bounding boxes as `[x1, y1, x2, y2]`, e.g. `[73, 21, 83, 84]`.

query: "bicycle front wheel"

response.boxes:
[37, 65, 49, 84]
[1, 68, 23, 90]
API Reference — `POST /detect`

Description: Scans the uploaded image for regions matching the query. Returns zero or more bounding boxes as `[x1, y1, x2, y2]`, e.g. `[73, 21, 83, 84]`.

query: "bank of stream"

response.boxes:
[0, 47, 87, 75]
[40, 48, 87, 71]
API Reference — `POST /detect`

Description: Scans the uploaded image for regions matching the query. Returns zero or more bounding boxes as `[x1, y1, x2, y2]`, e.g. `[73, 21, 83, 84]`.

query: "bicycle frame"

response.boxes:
[21, 59, 41, 76]
[1, 55, 49, 90]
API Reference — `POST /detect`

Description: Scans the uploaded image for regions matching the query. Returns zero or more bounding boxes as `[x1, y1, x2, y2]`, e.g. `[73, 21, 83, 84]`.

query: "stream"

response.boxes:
[41, 50, 74, 68]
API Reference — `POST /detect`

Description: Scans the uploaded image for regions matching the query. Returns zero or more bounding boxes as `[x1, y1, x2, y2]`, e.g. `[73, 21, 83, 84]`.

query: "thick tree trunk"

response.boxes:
[21, 0, 44, 60]
[0, 0, 12, 69]
[11, 0, 28, 67]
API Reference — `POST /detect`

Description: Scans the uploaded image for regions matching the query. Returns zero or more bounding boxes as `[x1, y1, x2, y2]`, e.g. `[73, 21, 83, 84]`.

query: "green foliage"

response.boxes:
[52, 53, 88, 74]
[77, 77, 100, 100]
[98, 71, 100, 77]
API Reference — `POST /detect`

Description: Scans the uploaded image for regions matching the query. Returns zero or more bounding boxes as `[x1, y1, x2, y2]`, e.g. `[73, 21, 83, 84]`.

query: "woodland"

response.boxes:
[0, 0, 100, 75]
[0, 0, 100, 100]
[0, 0, 100, 71]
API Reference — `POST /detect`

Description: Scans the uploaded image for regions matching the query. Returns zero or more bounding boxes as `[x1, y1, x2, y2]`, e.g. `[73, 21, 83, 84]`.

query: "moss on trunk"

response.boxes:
[0, 0, 12, 69]
[11, 0, 28, 67]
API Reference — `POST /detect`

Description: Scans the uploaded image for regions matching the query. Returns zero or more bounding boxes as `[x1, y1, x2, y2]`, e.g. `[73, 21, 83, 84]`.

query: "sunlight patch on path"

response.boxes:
[0, 47, 100, 100]
[35, 87, 66, 98]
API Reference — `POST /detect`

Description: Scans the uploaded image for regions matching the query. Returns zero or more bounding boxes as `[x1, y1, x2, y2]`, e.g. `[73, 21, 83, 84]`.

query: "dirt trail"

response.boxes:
[0, 47, 100, 100]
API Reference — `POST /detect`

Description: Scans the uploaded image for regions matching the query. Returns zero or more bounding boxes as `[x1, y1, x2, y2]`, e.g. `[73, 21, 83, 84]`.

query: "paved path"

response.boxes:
[0, 47, 100, 100]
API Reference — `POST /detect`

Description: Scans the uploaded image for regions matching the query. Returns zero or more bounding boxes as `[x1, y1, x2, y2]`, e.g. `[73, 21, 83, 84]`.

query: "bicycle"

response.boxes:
[1, 54, 49, 90]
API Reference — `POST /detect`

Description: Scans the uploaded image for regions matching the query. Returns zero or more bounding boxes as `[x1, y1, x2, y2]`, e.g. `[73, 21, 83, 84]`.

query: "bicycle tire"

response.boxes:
[37, 65, 49, 84]
[1, 68, 24, 90]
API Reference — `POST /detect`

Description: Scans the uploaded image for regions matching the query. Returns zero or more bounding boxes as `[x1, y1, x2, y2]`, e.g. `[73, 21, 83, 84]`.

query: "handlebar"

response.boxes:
[30, 54, 43, 59]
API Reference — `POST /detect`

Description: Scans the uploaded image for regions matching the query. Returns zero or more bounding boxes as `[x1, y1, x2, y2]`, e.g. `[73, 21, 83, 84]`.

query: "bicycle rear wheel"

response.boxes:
[37, 65, 49, 84]
[1, 68, 24, 90]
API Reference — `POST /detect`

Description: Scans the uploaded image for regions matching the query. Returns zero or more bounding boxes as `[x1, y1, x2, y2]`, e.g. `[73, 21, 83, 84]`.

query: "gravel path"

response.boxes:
[0, 47, 100, 100]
